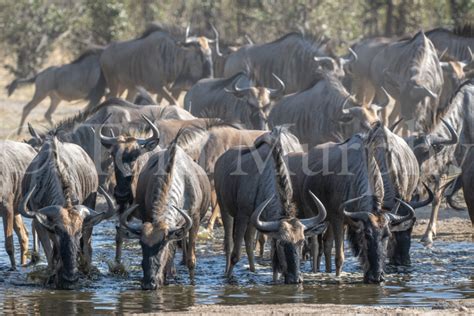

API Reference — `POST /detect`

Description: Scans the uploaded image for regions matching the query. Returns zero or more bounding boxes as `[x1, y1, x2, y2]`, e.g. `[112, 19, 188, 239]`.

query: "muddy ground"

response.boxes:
[1, 67, 473, 315]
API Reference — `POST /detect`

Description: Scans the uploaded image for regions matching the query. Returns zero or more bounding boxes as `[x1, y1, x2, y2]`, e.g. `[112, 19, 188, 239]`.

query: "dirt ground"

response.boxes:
[163, 301, 474, 315]
[1, 63, 473, 315]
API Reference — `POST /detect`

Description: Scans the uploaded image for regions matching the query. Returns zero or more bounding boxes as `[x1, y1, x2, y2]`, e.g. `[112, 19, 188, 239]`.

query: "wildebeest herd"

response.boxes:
[2, 22, 474, 290]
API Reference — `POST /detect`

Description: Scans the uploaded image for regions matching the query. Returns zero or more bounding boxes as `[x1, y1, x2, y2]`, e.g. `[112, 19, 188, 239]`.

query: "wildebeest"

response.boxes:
[369, 124, 434, 265]
[224, 32, 355, 93]
[100, 23, 215, 105]
[460, 149, 474, 230]
[215, 127, 327, 283]
[370, 31, 444, 132]
[19, 136, 114, 288]
[119, 131, 211, 290]
[27, 98, 194, 186]
[406, 79, 473, 245]
[426, 24, 474, 62]
[0, 140, 36, 269]
[268, 73, 389, 148]
[294, 124, 415, 283]
[184, 72, 285, 130]
[6, 48, 105, 135]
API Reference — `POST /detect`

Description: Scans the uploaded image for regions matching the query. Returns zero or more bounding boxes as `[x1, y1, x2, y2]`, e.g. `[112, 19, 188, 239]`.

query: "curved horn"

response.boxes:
[390, 117, 404, 132]
[99, 123, 119, 147]
[445, 177, 465, 211]
[98, 186, 118, 219]
[185, 24, 190, 40]
[340, 95, 353, 115]
[438, 47, 448, 60]
[386, 198, 415, 225]
[245, 34, 254, 45]
[410, 182, 434, 209]
[428, 118, 458, 147]
[210, 23, 222, 57]
[268, 73, 286, 98]
[314, 56, 334, 63]
[251, 195, 280, 233]
[348, 47, 358, 61]
[169, 206, 193, 237]
[136, 114, 160, 147]
[378, 87, 391, 108]
[225, 75, 252, 95]
[19, 185, 37, 218]
[120, 204, 141, 237]
[82, 186, 117, 227]
[28, 123, 41, 139]
[340, 195, 371, 221]
[411, 85, 438, 100]
[37, 205, 62, 218]
[300, 191, 327, 231]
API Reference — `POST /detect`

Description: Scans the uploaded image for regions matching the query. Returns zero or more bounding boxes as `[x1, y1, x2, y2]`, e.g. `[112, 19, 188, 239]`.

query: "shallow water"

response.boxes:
[0, 211, 472, 313]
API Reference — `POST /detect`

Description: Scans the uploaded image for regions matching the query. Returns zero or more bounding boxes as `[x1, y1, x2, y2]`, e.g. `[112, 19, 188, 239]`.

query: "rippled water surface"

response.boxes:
[0, 211, 472, 313]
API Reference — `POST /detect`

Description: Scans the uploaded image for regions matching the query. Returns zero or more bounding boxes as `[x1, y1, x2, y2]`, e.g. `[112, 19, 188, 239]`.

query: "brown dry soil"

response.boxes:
[1, 64, 473, 315]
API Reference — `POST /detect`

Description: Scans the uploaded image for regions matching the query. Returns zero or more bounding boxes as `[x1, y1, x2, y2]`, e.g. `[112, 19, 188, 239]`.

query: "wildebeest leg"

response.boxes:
[115, 227, 124, 264]
[31, 222, 40, 264]
[80, 227, 93, 274]
[17, 90, 48, 135]
[334, 221, 345, 277]
[34, 220, 53, 267]
[421, 183, 443, 246]
[323, 224, 334, 273]
[44, 95, 61, 126]
[125, 87, 138, 102]
[228, 216, 248, 277]
[207, 190, 222, 231]
[462, 176, 474, 235]
[2, 201, 16, 270]
[309, 236, 319, 273]
[186, 220, 199, 285]
[221, 207, 234, 275]
[244, 224, 257, 272]
[317, 234, 323, 271]
[13, 214, 29, 266]
[157, 86, 179, 105]
[256, 232, 266, 258]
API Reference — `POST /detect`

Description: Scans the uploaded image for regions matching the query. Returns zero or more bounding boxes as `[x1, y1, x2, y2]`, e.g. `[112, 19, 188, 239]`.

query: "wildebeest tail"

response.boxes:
[6, 75, 37, 97]
[85, 69, 107, 110]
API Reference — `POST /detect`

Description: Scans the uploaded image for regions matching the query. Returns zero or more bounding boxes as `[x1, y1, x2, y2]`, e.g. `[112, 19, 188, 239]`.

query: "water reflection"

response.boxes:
[0, 215, 473, 313]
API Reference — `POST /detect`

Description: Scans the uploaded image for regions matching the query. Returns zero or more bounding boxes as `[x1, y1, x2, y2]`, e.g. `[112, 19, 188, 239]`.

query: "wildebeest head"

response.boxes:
[179, 24, 219, 81]
[314, 47, 358, 78]
[25, 123, 44, 150]
[387, 183, 433, 266]
[382, 32, 444, 126]
[251, 192, 327, 284]
[99, 115, 160, 206]
[343, 196, 415, 284]
[120, 205, 192, 290]
[337, 88, 390, 132]
[226, 73, 285, 130]
[405, 118, 458, 165]
[20, 185, 115, 288]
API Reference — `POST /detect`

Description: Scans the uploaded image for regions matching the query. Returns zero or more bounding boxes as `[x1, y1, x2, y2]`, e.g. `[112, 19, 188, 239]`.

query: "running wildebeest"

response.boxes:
[6, 48, 105, 135]
[268, 73, 390, 148]
[294, 124, 415, 283]
[100, 23, 216, 105]
[19, 136, 115, 288]
[184, 72, 285, 130]
[215, 128, 327, 284]
[119, 131, 211, 290]
[0, 140, 36, 269]
[224, 32, 356, 93]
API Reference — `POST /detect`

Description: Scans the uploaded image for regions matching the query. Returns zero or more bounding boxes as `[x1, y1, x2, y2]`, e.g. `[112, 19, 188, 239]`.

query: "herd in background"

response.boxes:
[1, 22, 474, 290]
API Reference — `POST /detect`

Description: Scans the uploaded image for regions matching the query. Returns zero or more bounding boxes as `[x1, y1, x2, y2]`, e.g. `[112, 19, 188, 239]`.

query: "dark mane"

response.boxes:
[437, 78, 474, 119]
[70, 48, 104, 64]
[137, 22, 183, 40]
[49, 98, 130, 134]
[453, 24, 474, 38]
[426, 24, 474, 38]
[266, 31, 328, 48]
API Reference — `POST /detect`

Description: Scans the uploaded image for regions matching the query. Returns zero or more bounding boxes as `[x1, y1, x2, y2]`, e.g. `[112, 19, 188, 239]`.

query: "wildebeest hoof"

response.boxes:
[108, 262, 128, 276]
